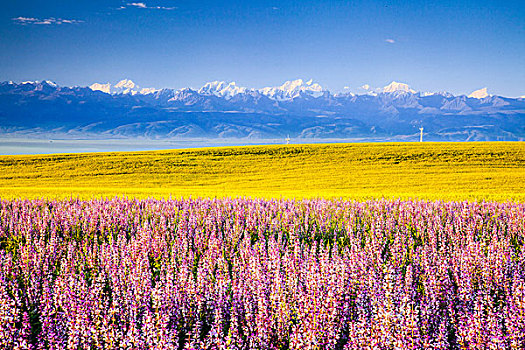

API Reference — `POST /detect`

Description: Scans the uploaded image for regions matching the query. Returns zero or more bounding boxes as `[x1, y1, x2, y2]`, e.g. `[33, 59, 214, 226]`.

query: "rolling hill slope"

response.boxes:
[0, 142, 523, 201]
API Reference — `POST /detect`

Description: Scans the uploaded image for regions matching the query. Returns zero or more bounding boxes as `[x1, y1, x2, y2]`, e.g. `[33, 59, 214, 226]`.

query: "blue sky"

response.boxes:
[1, 0, 524, 96]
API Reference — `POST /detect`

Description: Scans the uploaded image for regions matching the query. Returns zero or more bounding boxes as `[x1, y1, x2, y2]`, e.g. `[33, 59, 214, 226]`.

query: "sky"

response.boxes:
[0, 0, 524, 96]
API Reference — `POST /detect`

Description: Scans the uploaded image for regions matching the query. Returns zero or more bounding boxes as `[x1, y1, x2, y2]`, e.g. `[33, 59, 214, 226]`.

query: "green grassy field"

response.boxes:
[1, 142, 524, 201]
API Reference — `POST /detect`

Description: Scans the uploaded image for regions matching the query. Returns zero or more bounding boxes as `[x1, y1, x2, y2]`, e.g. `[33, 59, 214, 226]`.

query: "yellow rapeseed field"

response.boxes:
[0, 142, 523, 201]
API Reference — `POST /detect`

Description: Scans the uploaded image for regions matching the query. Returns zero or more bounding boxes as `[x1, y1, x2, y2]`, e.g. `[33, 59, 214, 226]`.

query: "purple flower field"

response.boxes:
[0, 198, 524, 349]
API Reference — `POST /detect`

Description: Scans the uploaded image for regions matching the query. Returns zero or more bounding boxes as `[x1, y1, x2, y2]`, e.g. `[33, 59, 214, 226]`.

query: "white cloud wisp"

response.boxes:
[12, 17, 84, 25]
[126, 2, 176, 10]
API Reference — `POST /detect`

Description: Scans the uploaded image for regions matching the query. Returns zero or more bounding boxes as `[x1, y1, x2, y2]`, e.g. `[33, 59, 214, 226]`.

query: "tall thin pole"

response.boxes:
[419, 127, 424, 142]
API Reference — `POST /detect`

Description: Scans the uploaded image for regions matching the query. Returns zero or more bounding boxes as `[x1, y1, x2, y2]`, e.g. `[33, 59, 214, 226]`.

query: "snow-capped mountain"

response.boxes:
[420, 91, 454, 98]
[89, 82, 111, 94]
[381, 81, 416, 94]
[1, 79, 524, 141]
[85, 78, 499, 102]
[197, 78, 326, 101]
[198, 81, 250, 99]
[21, 80, 58, 87]
[89, 79, 158, 95]
[350, 81, 417, 96]
[468, 87, 490, 99]
[258, 79, 325, 100]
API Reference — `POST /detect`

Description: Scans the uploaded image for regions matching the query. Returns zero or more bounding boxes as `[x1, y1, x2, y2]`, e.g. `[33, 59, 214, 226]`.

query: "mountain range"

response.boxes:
[1, 79, 524, 141]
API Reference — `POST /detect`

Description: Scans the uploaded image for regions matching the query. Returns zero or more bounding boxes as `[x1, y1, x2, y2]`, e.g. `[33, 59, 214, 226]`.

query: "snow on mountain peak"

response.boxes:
[114, 79, 137, 89]
[139, 87, 158, 95]
[198, 81, 249, 99]
[89, 82, 111, 94]
[82, 79, 505, 101]
[42, 80, 58, 87]
[88, 79, 157, 95]
[382, 81, 416, 94]
[279, 79, 306, 92]
[15, 80, 58, 89]
[422, 91, 454, 98]
[468, 87, 489, 99]
[260, 79, 325, 100]
[195, 78, 326, 100]
[284, 78, 321, 91]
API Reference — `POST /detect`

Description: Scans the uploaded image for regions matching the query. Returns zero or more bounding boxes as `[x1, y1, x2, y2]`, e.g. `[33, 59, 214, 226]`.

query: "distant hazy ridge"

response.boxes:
[1, 80, 524, 141]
